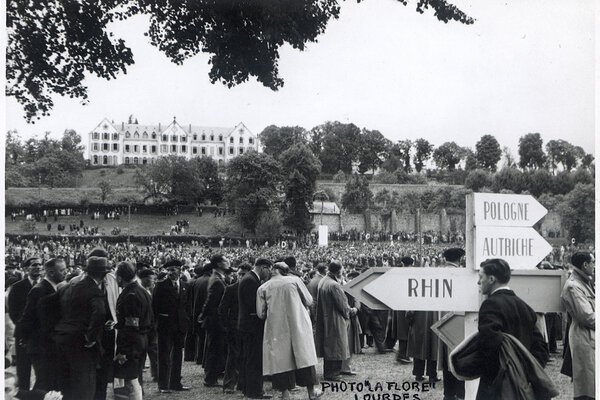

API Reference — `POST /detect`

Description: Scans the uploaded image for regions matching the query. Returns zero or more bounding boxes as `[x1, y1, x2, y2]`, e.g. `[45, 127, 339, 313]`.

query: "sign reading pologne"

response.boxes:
[362, 268, 480, 312]
[473, 193, 548, 227]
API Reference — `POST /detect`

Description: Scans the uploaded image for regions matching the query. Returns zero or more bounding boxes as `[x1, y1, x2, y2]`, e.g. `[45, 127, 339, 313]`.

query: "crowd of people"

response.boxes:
[4, 234, 595, 400]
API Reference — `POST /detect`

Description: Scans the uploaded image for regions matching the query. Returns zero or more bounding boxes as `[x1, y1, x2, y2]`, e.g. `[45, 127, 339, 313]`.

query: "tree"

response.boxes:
[98, 180, 112, 203]
[6, 130, 24, 165]
[358, 129, 390, 173]
[492, 167, 524, 193]
[475, 134, 501, 172]
[501, 146, 516, 168]
[259, 126, 307, 158]
[546, 139, 579, 173]
[374, 188, 391, 209]
[518, 133, 545, 170]
[464, 148, 478, 171]
[226, 152, 282, 232]
[255, 211, 283, 241]
[280, 143, 322, 234]
[464, 169, 492, 192]
[396, 140, 413, 172]
[413, 139, 434, 172]
[341, 174, 373, 213]
[523, 169, 552, 197]
[433, 142, 465, 171]
[581, 153, 594, 169]
[318, 122, 361, 174]
[7, 1, 473, 122]
[557, 184, 594, 243]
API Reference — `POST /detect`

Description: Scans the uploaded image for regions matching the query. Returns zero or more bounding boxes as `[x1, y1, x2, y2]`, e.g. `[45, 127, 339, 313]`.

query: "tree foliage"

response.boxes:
[518, 133, 545, 170]
[341, 174, 373, 213]
[557, 184, 595, 243]
[7, 0, 473, 122]
[259, 125, 307, 158]
[545, 139, 582, 172]
[317, 122, 361, 174]
[396, 140, 413, 173]
[226, 151, 282, 232]
[98, 180, 112, 203]
[475, 134, 501, 172]
[358, 129, 390, 173]
[279, 143, 322, 234]
[413, 138, 434, 172]
[433, 141, 464, 171]
[464, 169, 492, 192]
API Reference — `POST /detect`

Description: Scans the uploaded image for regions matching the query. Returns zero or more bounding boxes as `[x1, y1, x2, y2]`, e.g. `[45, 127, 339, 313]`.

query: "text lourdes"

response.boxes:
[483, 201, 529, 222]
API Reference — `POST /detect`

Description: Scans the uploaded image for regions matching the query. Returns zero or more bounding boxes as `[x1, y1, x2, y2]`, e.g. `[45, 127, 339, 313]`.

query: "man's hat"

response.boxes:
[163, 259, 183, 269]
[136, 262, 151, 271]
[138, 269, 156, 279]
[22, 256, 42, 269]
[443, 248, 465, 262]
[87, 256, 109, 274]
[401, 256, 414, 266]
[273, 262, 290, 275]
[87, 247, 109, 258]
[283, 256, 297, 270]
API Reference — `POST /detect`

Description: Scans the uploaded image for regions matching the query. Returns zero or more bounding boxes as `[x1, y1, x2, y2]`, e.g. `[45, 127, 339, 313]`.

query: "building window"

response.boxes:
[103, 155, 108, 165]
[152, 133, 157, 139]
[229, 147, 234, 155]
[181, 145, 187, 152]
[239, 137, 244, 144]
[134, 132, 140, 138]
[192, 147, 198, 155]
[218, 147, 223, 155]
[112, 133, 119, 140]
[103, 133, 109, 140]
[151, 145, 156, 154]
[249, 137, 254, 144]
[126, 131, 131, 138]
[162, 134, 168, 141]
[181, 136, 187, 142]
[93, 132, 99, 140]
[202, 134, 206, 141]
[201, 147, 206, 155]
[133, 145, 139, 153]
[133, 157, 139, 164]
[193, 134, 197, 140]
[219, 135, 223, 141]
[125, 145, 130, 153]
[125, 157, 130, 164]
[210, 135, 215, 141]
[142, 132, 148, 139]
[92, 143, 99, 151]
[172, 135, 178, 142]
[113, 143, 118, 151]
[230, 137, 234, 144]
[142, 145, 147, 153]
[142, 158, 147, 165]
[171, 145, 177, 153]
[93, 155, 98, 164]
[160, 145, 167, 153]
[103, 143, 109, 151]
[239, 147, 244, 154]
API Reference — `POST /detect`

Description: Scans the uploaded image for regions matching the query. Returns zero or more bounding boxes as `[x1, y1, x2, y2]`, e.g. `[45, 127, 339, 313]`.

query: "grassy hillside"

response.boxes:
[79, 167, 139, 188]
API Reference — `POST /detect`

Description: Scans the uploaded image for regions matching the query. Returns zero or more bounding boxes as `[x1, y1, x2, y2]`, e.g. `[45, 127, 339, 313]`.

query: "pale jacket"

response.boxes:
[257, 275, 317, 375]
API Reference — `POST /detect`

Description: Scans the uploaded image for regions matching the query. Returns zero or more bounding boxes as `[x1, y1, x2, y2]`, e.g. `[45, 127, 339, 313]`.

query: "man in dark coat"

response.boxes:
[475, 258, 548, 400]
[139, 268, 158, 381]
[152, 259, 191, 393]
[306, 263, 326, 326]
[191, 263, 212, 365]
[200, 254, 232, 386]
[238, 258, 273, 399]
[218, 262, 251, 393]
[52, 255, 109, 400]
[9, 256, 43, 391]
[19, 258, 67, 391]
[114, 262, 154, 399]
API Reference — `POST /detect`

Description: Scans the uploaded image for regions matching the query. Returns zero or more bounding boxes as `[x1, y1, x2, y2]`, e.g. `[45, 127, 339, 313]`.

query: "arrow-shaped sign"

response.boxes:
[343, 267, 390, 310]
[475, 226, 553, 269]
[361, 267, 480, 312]
[473, 193, 548, 227]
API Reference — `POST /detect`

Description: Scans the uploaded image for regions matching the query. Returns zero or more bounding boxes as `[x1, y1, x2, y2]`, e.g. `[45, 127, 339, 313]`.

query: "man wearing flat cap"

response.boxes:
[9, 256, 42, 391]
[200, 254, 233, 387]
[152, 259, 191, 393]
[53, 252, 110, 400]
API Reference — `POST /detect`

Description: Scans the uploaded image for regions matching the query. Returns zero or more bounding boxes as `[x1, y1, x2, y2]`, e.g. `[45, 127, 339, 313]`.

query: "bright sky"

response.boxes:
[4, 0, 596, 158]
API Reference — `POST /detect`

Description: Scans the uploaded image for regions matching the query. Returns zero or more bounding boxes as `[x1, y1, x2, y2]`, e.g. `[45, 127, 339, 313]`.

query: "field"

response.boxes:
[136, 344, 573, 400]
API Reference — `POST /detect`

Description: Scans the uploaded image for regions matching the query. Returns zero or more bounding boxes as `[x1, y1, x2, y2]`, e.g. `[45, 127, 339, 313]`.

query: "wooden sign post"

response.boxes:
[344, 192, 565, 400]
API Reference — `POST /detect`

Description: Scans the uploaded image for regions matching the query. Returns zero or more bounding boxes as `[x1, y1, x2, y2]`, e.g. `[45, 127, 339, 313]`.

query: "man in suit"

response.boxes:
[191, 263, 212, 366]
[152, 259, 191, 393]
[139, 268, 158, 382]
[52, 255, 109, 400]
[200, 254, 233, 387]
[19, 258, 67, 391]
[218, 262, 251, 393]
[238, 258, 273, 399]
[9, 256, 43, 391]
[306, 263, 326, 326]
[476, 258, 548, 400]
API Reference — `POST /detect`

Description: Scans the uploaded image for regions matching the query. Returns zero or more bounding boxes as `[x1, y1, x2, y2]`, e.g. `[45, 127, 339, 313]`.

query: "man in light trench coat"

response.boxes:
[257, 262, 321, 400]
[315, 261, 358, 381]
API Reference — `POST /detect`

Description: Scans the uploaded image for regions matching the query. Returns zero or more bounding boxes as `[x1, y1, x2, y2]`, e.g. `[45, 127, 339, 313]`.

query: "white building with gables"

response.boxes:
[87, 117, 261, 166]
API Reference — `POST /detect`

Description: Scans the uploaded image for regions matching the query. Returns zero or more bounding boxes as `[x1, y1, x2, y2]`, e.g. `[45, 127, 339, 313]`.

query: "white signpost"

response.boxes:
[318, 225, 328, 247]
[345, 192, 563, 400]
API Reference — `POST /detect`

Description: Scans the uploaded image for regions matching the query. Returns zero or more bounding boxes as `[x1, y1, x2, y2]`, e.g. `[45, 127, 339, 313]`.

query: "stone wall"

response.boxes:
[316, 182, 462, 203]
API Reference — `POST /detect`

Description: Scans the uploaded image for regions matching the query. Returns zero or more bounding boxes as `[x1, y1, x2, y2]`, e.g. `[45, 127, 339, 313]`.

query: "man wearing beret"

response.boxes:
[53, 253, 109, 400]
[9, 256, 42, 391]
[152, 259, 191, 393]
